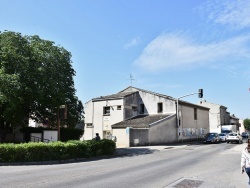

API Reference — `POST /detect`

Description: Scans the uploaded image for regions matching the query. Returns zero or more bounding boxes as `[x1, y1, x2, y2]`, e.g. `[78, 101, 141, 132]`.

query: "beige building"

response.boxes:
[239, 119, 245, 134]
[198, 100, 241, 133]
[84, 86, 210, 147]
[198, 100, 230, 133]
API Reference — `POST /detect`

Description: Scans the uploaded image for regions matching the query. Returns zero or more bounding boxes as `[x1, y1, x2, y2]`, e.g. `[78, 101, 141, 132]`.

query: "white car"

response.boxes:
[226, 132, 243, 144]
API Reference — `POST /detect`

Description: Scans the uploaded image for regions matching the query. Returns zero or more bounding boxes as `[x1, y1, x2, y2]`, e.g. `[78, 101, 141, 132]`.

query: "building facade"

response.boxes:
[84, 87, 210, 147]
[198, 100, 241, 133]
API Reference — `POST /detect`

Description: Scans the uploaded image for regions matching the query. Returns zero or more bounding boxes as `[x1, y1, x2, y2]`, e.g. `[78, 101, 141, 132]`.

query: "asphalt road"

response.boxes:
[0, 141, 248, 188]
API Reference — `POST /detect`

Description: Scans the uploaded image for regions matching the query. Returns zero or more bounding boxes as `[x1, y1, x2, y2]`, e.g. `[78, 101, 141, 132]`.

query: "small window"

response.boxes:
[194, 108, 197, 120]
[140, 104, 145, 114]
[86, 123, 93, 128]
[104, 106, 110, 115]
[158, 103, 163, 113]
[132, 106, 137, 111]
[117, 106, 121, 110]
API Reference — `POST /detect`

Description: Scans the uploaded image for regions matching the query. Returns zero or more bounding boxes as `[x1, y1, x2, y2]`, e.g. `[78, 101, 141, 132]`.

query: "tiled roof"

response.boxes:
[112, 114, 172, 128]
[92, 91, 137, 101]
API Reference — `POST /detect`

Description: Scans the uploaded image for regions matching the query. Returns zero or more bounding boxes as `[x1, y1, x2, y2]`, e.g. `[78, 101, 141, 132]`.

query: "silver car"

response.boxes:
[219, 133, 227, 142]
[226, 132, 243, 144]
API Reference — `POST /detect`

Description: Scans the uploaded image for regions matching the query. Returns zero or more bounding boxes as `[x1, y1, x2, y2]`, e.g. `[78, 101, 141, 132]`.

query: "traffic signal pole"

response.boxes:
[176, 89, 203, 141]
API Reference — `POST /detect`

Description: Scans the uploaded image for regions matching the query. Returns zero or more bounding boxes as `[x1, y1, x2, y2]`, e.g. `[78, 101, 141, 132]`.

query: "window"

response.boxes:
[140, 104, 145, 114]
[86, 123, 93, 128]
[158, 103, 163, 113]
[117, 106, 121, 110]
[194, 108, 197, 120]
[132, 106, 137, 111]
[103, 106, 110, 115]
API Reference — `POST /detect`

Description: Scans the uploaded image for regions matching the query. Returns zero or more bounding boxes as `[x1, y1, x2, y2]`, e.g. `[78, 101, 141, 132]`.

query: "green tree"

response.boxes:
[243, 118, 250, 131]
[0, 31, 83, 141]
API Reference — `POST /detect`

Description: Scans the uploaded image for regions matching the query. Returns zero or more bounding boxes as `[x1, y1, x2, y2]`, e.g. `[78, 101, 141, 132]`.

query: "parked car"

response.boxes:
[204, 133, 220, 144]
[241, 132, 249, 139]
[219, 133, 227, 142]
[226, 132, 243, 144]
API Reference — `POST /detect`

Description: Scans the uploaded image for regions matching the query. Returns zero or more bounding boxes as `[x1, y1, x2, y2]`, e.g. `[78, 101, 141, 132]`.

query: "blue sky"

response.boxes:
[1, 0, 250, 119]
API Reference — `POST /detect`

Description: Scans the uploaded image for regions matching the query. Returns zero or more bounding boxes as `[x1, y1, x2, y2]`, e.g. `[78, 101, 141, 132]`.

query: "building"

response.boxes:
[198, 100, 241, 133]
[84, 86, 210, 147]
[239, 119, 245, 134]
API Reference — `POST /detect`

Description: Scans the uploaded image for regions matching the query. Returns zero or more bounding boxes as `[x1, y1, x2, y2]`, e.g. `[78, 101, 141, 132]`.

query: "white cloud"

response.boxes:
[133, 33, 250, 72]
[123, 37, 141, 49]
[205, 0, 250, 29]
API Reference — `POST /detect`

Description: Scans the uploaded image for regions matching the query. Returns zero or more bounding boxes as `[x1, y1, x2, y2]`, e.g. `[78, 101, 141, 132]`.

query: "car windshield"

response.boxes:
[206, 133, 216, 138]
[219, 133, 226, 136]
[228, 133, 237, 136]
[222, 130, 231, 134]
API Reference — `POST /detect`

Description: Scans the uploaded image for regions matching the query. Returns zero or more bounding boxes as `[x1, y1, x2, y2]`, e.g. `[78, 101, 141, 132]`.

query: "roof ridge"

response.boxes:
[119, 86, 176, 100]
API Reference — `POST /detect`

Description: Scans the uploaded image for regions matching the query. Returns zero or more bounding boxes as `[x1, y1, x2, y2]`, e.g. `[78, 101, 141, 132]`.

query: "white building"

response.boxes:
[85, 86, 210, 147]
[198, 100, 241, 133]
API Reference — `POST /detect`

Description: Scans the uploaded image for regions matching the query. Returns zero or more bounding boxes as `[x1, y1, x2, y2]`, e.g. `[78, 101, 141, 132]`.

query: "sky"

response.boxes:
[1, 0, 250, 119]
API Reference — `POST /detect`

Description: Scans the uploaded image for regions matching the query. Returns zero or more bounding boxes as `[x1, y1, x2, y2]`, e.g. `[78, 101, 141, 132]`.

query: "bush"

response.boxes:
[0, 139, 116, 163]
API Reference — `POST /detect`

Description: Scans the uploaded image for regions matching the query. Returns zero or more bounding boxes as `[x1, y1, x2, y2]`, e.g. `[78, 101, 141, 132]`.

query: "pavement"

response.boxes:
[115, 144, 187, 156]
[115, 141, 210, 156]
[115, 141, 246, 155]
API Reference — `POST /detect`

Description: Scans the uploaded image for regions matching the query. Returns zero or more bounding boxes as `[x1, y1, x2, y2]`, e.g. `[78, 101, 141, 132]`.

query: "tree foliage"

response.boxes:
[244, 118, 250, 131]
[0, 31, 84, 140]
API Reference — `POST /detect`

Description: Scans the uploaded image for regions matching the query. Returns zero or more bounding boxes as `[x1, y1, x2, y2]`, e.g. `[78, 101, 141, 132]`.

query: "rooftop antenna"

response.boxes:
[129, 74, 135, 86]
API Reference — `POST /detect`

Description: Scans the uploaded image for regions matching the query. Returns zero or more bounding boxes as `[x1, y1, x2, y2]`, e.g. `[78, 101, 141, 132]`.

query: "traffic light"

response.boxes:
[198, 89, 203, 98]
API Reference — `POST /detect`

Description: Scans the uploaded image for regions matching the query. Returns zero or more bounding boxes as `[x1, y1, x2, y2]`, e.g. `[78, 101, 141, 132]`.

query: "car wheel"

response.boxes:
[227, 141, 229, 144]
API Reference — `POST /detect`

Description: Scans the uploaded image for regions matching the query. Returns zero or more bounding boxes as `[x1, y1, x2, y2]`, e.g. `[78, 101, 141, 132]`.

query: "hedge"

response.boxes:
[0, 139, 116, 163]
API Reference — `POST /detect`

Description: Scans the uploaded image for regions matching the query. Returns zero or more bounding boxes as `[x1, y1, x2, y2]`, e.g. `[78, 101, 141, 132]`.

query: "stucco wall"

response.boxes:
[180, 104, 209, 139]
[113, 128, 128, 148]
[85, 100, 93, 124]
[124, 92, 140, 119]
[138, 91, 176, 114]
[149, 114, 177, 144]
[84, 99, 124, 140]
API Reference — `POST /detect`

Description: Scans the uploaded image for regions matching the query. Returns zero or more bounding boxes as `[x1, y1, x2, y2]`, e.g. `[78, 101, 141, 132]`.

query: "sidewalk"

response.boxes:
[115, 141, 247, 155]
[229, 142, 248, 188]
[115, 143, 197, 156]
